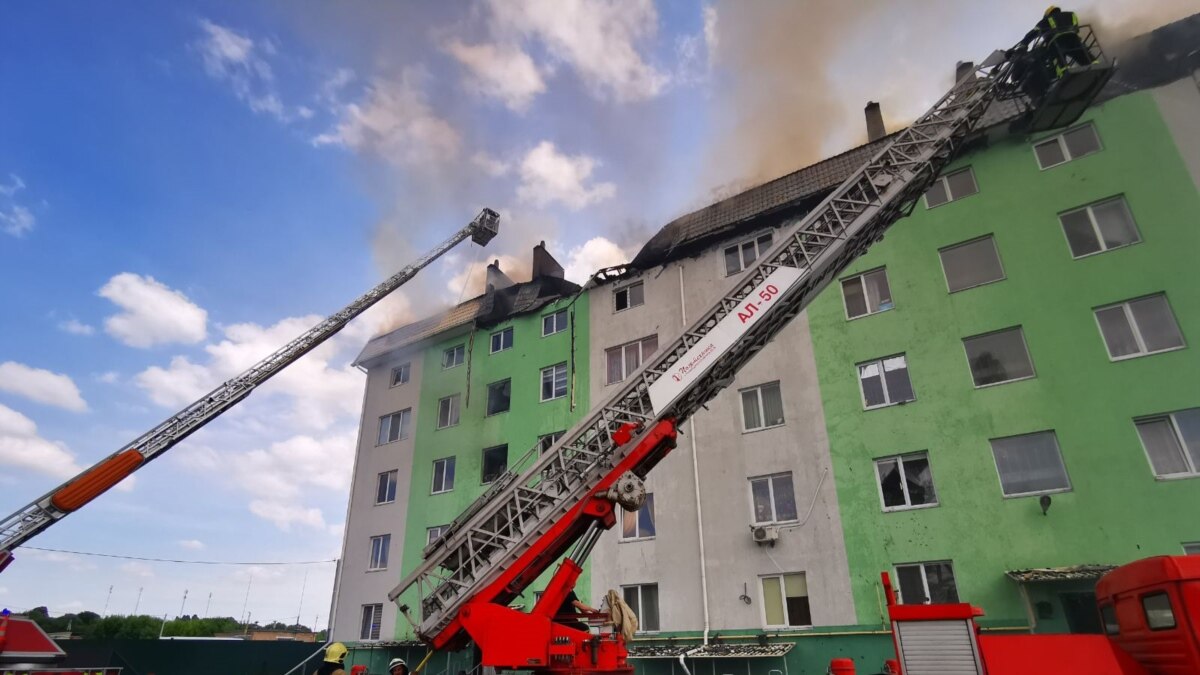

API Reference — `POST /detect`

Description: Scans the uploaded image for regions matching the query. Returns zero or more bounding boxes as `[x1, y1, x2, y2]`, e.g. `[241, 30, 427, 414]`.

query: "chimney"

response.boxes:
[955, 61, 975, 82]
[485, 259, 515, 294]
[531, 241, 565, 279]
[864, 101, 886, 142]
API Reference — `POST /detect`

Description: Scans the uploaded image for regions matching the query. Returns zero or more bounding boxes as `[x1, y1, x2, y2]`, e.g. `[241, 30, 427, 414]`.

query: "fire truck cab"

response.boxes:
[1096, 555, 1200, 675]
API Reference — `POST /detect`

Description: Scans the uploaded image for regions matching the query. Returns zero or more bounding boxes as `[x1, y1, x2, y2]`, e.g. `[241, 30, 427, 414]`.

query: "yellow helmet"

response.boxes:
[325, 642, 348, 663]
[1044, 5, 1059, 17]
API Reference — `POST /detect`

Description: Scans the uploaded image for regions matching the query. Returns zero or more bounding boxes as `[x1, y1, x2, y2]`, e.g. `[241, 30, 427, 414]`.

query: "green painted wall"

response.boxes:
[392, 295, 591, 639]
[807, 90, 1200, 627]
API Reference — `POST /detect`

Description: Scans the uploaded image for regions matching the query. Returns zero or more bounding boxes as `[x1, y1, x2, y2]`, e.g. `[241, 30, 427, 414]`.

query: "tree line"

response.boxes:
[24, 607, 323, 640]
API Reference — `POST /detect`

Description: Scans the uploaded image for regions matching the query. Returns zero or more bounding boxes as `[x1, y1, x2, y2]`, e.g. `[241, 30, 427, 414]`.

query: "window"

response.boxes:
[490, 327, 513, 353]
[939, 235, 1005, 292]
[538, 431, 565, 453]
[1035, 123, 1102, 169]
[614, 282, 645, 312]
[442, 344, 465, 369]
[606, 335, 659, 385]
[741, 381, 785, 430]
[963, 327, 1035, 387]
[486, 379, 511, 416]
[1095, 294, 1185, 360]
[750, 473, 798, 524]
[427, 525, 448, 546]
[377, 409, 411, 445]
[543, 310, 568, 336]
[841, 268, 893, 319]
[390, 362, 410, 387]
[761, 573, 811, 627]
[1142, 593, 1176, 630]
[622, 584, 660, 632]
[1135, 409, 1200, 478]
[541, 363, 568, 401]
[1183, 542, 1200, 555]
[482, 444, 508, 483]
[724, 232, 774, 276]
[989, 431, 1071, 497]
[622, 494, 656, 540]
[431, 457, 456, 494]
[375, 470, 398, 505]
[857, 355, 915, 409]
[359, 604, 382, 640]
[1059, 197, 1140, 258]
[368, 534, 390, 571]
[924, 167, 979, 208]
[875, 452, 937, 511]
[895, 561, 959, 604]
[1100, 604, 1119, 635]
[437, 394, 461, 429]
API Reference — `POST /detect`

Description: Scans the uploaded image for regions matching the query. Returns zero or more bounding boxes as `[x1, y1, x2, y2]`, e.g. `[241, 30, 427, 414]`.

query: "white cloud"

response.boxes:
[485, 0, 668, 101]
[444, 40, 546, 111]
[0, 361, 88, 412]
[0, 404, 83, 479]
[562, 237, 630, 283]
[194, 19, 302, 122]
[703, 5, 718, 64]
[471, 152, 511, 177]
[120, 561, 155, 578]
[0, 174, 35, 237]
[99, 273, 208, 348]
[97, 371, 121, 384]
[58, 318, 95, 336]
[0, 585, 8, 596]
[179, 539, 206, 550]
[313, 69, 462, 167]
[676, 4, 718, 85]
[517, 141, 616, 210]
[249, 500, 327, 531]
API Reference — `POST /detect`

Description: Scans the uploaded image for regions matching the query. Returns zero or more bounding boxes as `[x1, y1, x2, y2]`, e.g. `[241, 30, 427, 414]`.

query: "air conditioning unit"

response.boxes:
[750, 524, 779, 546]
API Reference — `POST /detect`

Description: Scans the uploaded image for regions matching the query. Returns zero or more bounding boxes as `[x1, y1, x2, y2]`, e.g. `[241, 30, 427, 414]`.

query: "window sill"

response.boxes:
[947, 276, 1006, 294]
[1001, 486, 1072, 499]
[619, 536, 656, 544]
[435, 424, 460, 431]
[431, 489, 454, 496]
[863, 399, 915, 411]
[485, 410, 510, 417]
[1069, 240, 1139, 260]
[881, 502, 939, 513]
[1107, 345, 1186, 362]
[366, 568, 388, 573]
[1153, 472, 1200, 482]
[375, 438, 407, 447]
[742, 422, 786, 435]
[374, 500, 396, 507]
[540, 395, 567, 403]
[613, 304, 644, 314]
[925, 191, 978, 210]
[845, 306, 895, 322]
[442, 364, 464, 370]
[972, 374, 1036, 390]
[542, 330, 567, 338]
[753, 519, 799, 527]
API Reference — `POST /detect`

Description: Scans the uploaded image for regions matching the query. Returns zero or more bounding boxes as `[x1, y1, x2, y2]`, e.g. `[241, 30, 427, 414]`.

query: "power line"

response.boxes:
[20, 546, 337, 566]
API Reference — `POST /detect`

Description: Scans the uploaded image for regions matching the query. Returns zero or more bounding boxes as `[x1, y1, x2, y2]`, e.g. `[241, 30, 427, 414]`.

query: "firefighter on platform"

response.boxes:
[1019, 6, 1094, 76]
[553, 589, 598, 632]
[315, 642, 347, 675]
[388, 657, 410, 675]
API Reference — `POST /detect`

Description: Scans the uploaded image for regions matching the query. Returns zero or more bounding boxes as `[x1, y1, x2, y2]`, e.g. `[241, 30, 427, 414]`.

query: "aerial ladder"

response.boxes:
[389, 28, 1114, 675]
[0, 209, 501, 573]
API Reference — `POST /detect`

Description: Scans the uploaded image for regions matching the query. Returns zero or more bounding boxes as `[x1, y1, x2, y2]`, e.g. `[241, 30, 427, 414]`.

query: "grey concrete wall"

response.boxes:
[1152, 74, 1200, 192]
[331, 350, 423, 642]
[587, 225, 858, 633]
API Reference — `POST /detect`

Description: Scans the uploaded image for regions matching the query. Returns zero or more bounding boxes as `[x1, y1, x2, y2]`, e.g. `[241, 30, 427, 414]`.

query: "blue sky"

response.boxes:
[0, 0, 1187, 628]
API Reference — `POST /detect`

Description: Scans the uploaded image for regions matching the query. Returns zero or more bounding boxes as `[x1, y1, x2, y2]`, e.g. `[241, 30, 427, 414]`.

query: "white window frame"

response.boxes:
[1058, 197, 1140, 259]
[924, 167, 978, 209]
[621, 583, 660, 633]
[368, 534, 390, 571]
[723, 231, 774, 276]
[490, 327, 514, 354]
[1034, 122, 1102, 170]
[894, 560, 958, 605]
[359, 603, 383, 641]
[613, 282, 645, 313]
[390, 362, 410, 387]
[442, 344, 465, 369]
[740, 381, 785, 432]
[989, 430, 1073, 498]
[759, 572, 812, 629]
[377, 409, 411, 446]
[481, 444, 508, 484]
[874, 452, 938, 512]
[840, 267, 894, 320]
[1135, 410, 1200, 479]
[938, 235, 1006, 293]
[749, 472, 798, 525]
[961, 326, 1037, 389]
[1183, 542, 1200, 555]
[375, 470, 398, 505]
[542, 309, 568, 337]
[1093, 294, 1186, 362]
[431, 456, 455, 494]
[538, 431, 565, 453]
[436, 394, 461, 429]
[856, 354, 915, 410]
[620, 493, 656, 542]
[486, 378, 511, 417]
[427, 525, 449, 547]
[605, 334, 659, 385]
[540, 362, 568, 402]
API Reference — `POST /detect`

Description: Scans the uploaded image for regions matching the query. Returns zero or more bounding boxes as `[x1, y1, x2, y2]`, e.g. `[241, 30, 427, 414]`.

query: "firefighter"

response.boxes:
[553, 589, 597, 632]
[315, 642, 348, 675]
[388, 657, 410, 675]
[1019, 6, 1094, 76]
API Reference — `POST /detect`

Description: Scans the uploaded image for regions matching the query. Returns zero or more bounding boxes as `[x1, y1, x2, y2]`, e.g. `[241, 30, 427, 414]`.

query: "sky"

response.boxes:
[0, 0, 1192, 630]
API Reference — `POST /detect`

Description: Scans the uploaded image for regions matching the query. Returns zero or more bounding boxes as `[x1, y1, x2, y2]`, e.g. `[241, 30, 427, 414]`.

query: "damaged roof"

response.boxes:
[1006, 564, 1117, 583]
[629, 642, 794, 659]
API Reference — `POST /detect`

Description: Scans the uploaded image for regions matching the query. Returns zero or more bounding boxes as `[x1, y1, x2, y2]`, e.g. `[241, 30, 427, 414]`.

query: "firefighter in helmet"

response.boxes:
[388, 657, 410, 675]
[1019, 6, 1095, 77]
[315, 642, 348, 675]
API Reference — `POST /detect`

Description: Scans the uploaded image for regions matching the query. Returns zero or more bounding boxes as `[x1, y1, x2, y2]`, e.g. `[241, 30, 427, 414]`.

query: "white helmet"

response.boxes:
[388, 657, 408, 672]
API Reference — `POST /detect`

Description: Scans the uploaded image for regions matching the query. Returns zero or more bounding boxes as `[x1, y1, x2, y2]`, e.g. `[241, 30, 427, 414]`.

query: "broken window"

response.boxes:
[989, 431, 1071, 497]
[486, 379, 511, 416]
[1094, 294, 1184, 360]
[621, 493, 656, 540]
[614, 282, 645, 312]
[436, 394, 460, 429]
[963, 326, 1035, 387]
[606, 334, 659, 385]
[857, 355, 915, 409]
[490, 327, 513, 353]
[1034, 123, 1102, 169]
[895, 561, 959, 604]
[724, 232, 774, 276]
[761, 573, 811, 627]
[741, 381, 785, 430]
[622, 584, 660, 632]
[1060, 197, 1140, 258]
[377, 409, 411, 445]
[924, 167, 978, 208]
[841, 268, 893, 319]
[750, 473, 798, 524]
[939, 235, 1005, 292]
[875, 452, 937, 511]
[1135, 408, 1200, 478]
[482, 444, 508, 484]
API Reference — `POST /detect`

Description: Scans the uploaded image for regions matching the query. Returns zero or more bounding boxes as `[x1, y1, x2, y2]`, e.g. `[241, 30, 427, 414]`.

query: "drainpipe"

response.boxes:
[677, 264, 710, 675]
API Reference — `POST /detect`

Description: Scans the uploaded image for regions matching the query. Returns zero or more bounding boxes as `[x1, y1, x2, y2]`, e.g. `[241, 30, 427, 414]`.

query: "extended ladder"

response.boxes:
[393, 42, 1092, 646]
[0, 210, 500, 571]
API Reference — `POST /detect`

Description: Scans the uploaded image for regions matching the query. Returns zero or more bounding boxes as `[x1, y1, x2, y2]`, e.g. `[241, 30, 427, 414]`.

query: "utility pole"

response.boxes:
[158, 613, 168, 639]
[240, 577, 253, 628]
[133, 587, 144, 615]
[204, 592, 212, 618]
[295, 570, 308, 628]
[102, 585, 113, 616]
[178, 589, 188, 618]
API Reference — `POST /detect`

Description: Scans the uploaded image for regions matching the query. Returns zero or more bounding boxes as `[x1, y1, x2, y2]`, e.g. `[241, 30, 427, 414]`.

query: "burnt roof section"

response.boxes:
[1007, 564, 1117, 583]
[629, 643, 794, 659]
[630, 14, 1197, 271]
